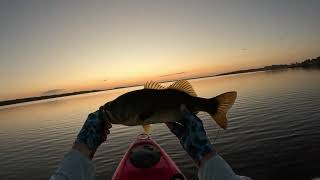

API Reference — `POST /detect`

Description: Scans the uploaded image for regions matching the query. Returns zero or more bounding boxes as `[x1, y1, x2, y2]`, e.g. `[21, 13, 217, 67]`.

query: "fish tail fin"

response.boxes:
[142, 124, 152, 134]
[209, 91, 237, 129]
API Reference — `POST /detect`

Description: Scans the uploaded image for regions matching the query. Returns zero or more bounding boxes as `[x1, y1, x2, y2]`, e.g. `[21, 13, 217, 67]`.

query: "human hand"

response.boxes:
[73, 106, 112, 159]
[166, 105, 216, 167]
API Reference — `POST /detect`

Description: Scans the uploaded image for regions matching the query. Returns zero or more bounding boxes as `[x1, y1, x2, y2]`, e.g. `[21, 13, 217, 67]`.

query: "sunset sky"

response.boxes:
[1, 0, 320, 100]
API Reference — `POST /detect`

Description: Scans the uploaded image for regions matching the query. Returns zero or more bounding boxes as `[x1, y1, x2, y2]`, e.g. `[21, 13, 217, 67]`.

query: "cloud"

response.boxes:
[159, 72, 186, 78]
[42, 89, 65, 95]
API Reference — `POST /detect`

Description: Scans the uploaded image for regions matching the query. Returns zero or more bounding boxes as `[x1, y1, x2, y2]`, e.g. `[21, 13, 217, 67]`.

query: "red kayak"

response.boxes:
[112, 134, 186, 180]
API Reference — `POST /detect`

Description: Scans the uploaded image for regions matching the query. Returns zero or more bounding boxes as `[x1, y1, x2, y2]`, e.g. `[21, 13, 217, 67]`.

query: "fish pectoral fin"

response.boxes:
[139, 111, 155, 121]
[144, 81, 165, 89]
[143, 124, 152, 134]
[210, 91, 237, 129]
[168, 80, 197, 97]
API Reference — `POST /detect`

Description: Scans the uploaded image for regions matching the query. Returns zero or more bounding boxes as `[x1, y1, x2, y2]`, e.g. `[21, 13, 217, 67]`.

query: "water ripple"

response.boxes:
[1, 70, 320, 180]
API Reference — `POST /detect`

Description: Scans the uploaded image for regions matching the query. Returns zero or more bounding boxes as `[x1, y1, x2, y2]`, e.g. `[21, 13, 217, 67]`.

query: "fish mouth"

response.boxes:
[103, 104, 122, 124]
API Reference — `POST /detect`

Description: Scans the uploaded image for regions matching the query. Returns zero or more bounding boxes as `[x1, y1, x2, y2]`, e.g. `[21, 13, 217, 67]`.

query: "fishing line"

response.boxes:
[213, 129, 222, 143]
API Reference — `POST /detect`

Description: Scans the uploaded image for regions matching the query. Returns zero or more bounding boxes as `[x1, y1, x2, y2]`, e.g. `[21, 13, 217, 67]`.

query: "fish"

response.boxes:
[104, 80, 237, 134]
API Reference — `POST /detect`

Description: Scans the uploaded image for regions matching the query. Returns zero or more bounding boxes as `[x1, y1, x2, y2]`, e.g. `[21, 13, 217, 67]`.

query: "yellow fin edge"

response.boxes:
[168, 80, 197, 97]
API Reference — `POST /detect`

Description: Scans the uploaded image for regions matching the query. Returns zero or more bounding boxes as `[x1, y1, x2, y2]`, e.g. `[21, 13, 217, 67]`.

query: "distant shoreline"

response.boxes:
[215, 56, 320, 77]
[0, 90, 104, 107]
[1, 56, 319, 107]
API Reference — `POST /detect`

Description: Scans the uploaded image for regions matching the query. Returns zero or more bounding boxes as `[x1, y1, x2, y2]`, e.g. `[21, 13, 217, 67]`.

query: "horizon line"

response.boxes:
[1, 55, 319, 106]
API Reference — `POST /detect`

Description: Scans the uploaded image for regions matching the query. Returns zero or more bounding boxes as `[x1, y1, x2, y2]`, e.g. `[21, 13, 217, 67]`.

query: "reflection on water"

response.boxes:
[0, 69, 320, 180]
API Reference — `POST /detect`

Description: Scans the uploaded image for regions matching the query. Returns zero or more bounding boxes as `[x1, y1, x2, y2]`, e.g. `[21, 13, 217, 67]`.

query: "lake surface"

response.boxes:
[0, 69, 320, 180]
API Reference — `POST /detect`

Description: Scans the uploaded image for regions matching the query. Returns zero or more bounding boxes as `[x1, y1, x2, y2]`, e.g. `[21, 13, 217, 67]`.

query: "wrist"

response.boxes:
[188, 143, 216, 167]
[197, 149, 217, 167]
[72, 143, 95, 159]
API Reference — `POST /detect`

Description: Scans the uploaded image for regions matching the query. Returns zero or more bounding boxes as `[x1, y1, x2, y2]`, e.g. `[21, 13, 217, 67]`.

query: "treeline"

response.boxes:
[218, 56, 320, 76]
[264, 56, 320, 70]
[0, 90, 103, 106]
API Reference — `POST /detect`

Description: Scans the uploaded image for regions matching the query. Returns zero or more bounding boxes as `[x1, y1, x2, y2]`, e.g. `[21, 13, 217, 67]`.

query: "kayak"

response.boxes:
[112, 134, 186, 180]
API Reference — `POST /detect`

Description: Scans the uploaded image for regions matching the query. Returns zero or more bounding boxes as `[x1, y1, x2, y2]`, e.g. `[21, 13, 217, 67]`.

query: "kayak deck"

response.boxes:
[112, 134, 186, 180]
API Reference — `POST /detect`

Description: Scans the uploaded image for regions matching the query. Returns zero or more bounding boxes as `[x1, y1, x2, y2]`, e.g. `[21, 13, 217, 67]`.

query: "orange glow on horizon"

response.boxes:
[1, 1, 320, 101]
[1, 53, 318, 101]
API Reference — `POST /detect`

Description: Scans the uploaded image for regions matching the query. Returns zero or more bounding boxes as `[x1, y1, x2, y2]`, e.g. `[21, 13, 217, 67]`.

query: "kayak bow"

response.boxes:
[112, 134, 186, 180]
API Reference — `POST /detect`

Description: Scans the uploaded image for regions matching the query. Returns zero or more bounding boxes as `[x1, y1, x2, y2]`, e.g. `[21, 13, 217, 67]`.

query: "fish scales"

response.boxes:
[107, 89, 214, 125]
[104, 80, 237, 130]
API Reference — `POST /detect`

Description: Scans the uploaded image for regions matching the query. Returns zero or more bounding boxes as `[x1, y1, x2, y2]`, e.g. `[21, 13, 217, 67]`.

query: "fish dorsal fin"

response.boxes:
[168, 80, 197, 97]
[144, 81, 165, 89]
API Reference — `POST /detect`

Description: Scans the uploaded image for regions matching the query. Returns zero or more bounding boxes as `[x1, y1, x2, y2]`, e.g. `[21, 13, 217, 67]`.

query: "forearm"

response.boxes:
[198, 155, 239, 180]
[50, 150, 95, 180]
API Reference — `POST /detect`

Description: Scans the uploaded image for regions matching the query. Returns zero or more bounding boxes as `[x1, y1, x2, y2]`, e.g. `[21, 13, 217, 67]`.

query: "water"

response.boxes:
[0, 69, 320, 180]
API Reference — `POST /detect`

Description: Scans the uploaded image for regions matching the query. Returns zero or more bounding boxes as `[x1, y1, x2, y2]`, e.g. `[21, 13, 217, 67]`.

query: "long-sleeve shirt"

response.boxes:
[50, 150, 95, 180]
[50, 150, 251, 180]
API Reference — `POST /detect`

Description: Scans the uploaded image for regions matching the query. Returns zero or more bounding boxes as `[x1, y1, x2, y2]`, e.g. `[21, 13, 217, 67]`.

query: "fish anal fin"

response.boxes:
[143, 124, 152, 134]
[168, 80, 197, 97]
[144, 81, 165, 89]
[210, 91, 237, 129]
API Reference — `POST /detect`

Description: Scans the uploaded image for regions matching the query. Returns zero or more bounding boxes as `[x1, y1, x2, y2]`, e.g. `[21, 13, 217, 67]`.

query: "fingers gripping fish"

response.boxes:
[104, 80, 237, 134]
